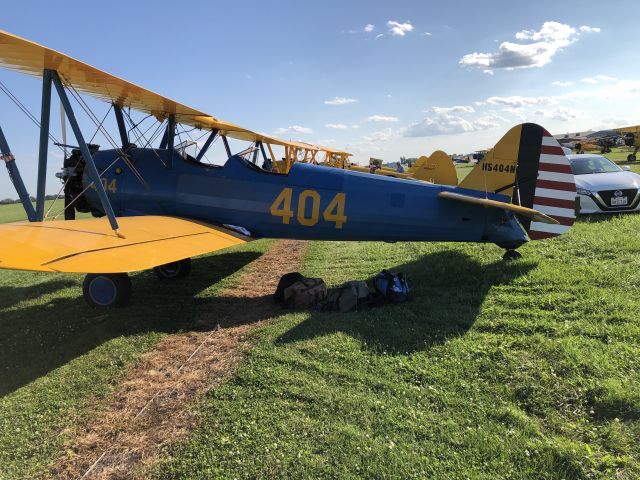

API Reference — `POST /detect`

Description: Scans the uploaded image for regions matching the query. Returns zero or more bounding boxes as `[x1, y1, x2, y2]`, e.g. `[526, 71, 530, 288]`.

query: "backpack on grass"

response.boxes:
[374, 270, 409, 303]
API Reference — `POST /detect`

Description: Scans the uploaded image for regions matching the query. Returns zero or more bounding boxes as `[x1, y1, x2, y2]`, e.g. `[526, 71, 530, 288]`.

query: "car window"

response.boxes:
[568, 156, 621, 175]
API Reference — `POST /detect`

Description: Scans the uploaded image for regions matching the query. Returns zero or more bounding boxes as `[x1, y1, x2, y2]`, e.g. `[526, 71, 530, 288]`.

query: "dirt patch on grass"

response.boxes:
[48, 240, 308, 479]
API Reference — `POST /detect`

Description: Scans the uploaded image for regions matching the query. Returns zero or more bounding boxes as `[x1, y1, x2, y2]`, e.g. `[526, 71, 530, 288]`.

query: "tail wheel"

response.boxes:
[83, 273, 132, 308]
[153, 258, 192, 280]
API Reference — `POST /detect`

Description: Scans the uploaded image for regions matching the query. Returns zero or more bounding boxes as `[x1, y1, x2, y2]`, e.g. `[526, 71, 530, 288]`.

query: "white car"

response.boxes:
[567, 154, 640, 214]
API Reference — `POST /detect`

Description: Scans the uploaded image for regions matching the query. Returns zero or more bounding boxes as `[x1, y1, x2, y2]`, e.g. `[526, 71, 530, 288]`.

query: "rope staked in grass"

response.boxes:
[49, 240, 309, 479]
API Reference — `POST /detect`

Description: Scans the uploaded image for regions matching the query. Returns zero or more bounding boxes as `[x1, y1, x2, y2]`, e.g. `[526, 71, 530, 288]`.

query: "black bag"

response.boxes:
[274, 272, 304, 303]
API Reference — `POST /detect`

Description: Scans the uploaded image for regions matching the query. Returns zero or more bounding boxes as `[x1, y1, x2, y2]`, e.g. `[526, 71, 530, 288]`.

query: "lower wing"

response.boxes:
[0, 216, 248, 273]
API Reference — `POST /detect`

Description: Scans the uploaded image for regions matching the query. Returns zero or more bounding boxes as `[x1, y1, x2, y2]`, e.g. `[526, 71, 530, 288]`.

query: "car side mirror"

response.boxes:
[622, 166, 631, 171]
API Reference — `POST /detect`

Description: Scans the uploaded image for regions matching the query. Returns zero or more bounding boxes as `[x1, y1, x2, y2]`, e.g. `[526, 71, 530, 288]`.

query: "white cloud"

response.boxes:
[547, 107, 580, 121]
[552, 80, 575, 87]
[404, 115, 475, 137]
[364, 24, 375, 33]
[581, 74, 617, 84]
[274, 125, 313, 135]
[459, 21, 599, 72]
[387, 20, 414, 36]
[429, 105, 475, 114]
[474, 113, 509, 128]
[485, 95, 554, 107]
[375, 34, 384, 40]
[502, 106, 528, 120]
[367, 115, 399, 122]
[325, 123, 348, 129]
[351, 124, 360, 129]
[565, 79, 640, 101]
[324, 97, 357, 105]
[362, 128, 398, 142]
[514, 21, 575, 41]
[579, 25, 601, 33]
[421, 32, 432, 37]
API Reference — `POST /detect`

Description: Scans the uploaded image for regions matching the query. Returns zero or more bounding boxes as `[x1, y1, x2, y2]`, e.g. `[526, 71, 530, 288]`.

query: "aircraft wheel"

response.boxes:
[628, 154, 637, 162]
[153, 258, 192, 280]
[502, 249, 522, 261]
[83, 273, 132, 308]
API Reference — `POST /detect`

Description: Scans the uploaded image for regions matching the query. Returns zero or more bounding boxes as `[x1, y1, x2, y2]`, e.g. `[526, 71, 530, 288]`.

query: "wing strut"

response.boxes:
[0, 125, 36, 220]
[51, 70, 120, 233]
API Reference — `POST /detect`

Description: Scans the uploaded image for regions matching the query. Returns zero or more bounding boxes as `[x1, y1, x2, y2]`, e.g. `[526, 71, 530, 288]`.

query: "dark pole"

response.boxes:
[196, 129, 218, 161]
[221, 135, 231, 158]
[166, 114, 175, 168]
[0, 126, 36, 221]
[52, 71, 120, 232]
[113, 104, 129, 148]
[35, 69, 53, 221]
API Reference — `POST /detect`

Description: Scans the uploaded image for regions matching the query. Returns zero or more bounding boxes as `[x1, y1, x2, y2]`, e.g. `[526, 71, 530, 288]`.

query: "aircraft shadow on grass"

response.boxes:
[0, 250, 262, 397]
[276, 250, 536, 355]
[0, 249, 535, 397]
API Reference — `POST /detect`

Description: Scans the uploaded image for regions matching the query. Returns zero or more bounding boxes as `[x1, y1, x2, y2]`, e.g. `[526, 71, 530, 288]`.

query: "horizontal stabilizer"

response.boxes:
[0, 216, 247, 273]
[437, 191, 559, 225]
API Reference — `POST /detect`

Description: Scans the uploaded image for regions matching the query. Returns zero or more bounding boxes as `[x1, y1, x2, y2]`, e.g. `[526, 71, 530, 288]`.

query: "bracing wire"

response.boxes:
[0, 79, 65, 151]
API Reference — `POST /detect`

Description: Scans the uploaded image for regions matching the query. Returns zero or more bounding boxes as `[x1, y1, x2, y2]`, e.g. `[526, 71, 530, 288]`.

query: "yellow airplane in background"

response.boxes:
[616, 125, 640, 161]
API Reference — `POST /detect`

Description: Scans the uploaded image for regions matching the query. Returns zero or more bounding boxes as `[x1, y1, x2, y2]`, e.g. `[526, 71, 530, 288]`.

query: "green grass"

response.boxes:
[155, 218, 640, 479]
[603, 147, 639, 165]
[0, 202, 274, 478]
[3, 162, 640, 478]
[0, 199, 91, 223]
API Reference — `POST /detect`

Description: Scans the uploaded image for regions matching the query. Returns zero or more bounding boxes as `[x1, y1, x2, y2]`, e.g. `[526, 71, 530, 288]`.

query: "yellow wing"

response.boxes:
[615, 125, 640, 134]
[0, 216, 247, 273]
[0, 29, 338, 154]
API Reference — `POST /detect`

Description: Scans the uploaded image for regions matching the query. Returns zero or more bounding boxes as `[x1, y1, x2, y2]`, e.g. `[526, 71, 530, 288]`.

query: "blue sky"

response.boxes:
[1, 0, 638, 197]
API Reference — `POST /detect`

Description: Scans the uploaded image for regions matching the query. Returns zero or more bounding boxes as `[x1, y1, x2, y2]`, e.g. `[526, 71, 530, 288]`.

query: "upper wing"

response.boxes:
[0, 30, 343, 155]
[0, 216, 248, 273]
[438, 191, 560, 225]
[615, 125, 640, 134]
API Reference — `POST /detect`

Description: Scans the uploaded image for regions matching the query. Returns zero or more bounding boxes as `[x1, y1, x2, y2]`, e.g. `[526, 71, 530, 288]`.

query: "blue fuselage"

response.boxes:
[85, 148, 528, 246]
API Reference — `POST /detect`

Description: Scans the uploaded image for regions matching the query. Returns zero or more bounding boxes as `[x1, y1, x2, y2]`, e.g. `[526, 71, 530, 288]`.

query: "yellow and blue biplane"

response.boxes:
[0, 31, 576, 307]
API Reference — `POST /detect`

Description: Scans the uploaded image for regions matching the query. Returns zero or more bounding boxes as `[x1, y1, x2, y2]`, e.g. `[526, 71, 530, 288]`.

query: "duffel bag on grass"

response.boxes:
[274, 272, 304, 303]
[283, 278, 327, 309]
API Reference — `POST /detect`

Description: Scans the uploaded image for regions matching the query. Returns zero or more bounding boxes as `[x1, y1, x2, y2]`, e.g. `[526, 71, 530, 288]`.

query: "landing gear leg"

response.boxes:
[83, 273, 132, 308]
[153, 258, 192, 280]
[502, 249, 522, 261]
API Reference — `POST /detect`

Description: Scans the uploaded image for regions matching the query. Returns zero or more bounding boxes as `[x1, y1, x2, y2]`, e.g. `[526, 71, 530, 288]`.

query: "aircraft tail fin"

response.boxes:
[458, 123, 576, 240]
[410, 150, 458, 185]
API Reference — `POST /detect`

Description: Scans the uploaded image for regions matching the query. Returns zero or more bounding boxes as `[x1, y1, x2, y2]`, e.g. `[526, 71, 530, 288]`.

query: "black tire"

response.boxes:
[502, 249, 523, 261]
[153, 258, 192, 280]
[83, 273, 132, 308]
[628, 154, 637, 162]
